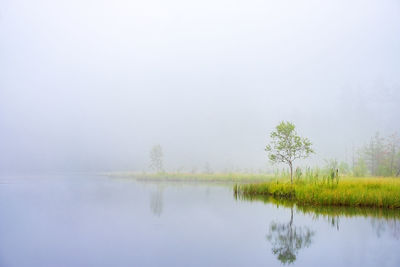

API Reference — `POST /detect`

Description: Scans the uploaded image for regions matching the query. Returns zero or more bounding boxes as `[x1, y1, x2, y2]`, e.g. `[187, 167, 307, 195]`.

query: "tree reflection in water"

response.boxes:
[150, 187, 163, 217]
[237, 193, 400, 262]
[267, 208, 314, 264]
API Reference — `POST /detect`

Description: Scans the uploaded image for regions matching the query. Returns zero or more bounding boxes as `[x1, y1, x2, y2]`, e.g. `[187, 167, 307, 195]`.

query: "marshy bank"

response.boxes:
[235, 177, 400, 209]
[111, 173, 400, 209]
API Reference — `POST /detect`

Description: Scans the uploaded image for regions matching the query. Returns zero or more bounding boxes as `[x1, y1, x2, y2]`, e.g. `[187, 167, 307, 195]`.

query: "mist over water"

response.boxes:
[0, 174, 399, 267]
[1, 0, 400, 173]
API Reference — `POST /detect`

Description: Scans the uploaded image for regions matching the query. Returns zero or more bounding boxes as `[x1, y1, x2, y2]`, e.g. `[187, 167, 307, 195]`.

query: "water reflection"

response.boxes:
[371, 218, 400, 240]
[267, 208, 314, 264]
[1, 176, 399, 267]
[296, 205, 400, 240]
[150, 187, 164, 217]
[238, 194, 400, 240]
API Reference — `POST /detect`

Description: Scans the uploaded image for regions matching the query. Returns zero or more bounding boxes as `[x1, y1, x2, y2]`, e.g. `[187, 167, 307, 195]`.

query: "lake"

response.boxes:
[0, 174, 399, 267]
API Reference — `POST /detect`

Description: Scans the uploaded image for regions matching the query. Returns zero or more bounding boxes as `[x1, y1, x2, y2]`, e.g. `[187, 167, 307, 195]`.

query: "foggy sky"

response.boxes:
[1, 0, 400, 173]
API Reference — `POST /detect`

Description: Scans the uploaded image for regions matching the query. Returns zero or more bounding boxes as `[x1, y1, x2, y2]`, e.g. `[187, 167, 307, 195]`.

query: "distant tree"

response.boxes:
[387, 133, 400, 176]
[265, 121, 314, 183]
[149, 145, 164, 173]
[397, 152, 400, 177]
[353, 157, 367, 177]
[357, 132, 400, 177]
[364, 133, 385, 176]
[150, 187, 163, 217]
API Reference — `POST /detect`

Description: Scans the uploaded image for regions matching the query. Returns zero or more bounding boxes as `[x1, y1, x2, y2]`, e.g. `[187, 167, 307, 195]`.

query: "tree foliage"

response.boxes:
[265, 121, 314, 183]
[354, 132, 400, 176]
[149, 144, 164, 173]
[267, 208, 314, 265]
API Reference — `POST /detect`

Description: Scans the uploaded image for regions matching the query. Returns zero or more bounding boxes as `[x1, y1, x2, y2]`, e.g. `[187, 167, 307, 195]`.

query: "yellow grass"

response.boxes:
[235, 177, 400, 209]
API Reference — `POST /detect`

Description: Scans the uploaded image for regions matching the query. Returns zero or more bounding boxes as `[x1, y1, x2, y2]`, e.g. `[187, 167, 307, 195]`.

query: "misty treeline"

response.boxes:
[149, 145, 164, 173]
[294, 132, 400, 178]
[351, 132, 400, 177]
[271, 132, 400, 178]
[148, 131, 400, 177]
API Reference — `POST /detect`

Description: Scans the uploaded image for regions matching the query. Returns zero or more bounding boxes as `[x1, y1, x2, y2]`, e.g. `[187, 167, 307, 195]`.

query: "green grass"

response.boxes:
[109, 172, 400, 209]
[235, 177, 400, 209]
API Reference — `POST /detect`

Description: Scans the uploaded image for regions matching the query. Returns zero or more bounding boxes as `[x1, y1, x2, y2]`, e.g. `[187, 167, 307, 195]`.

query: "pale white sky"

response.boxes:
[1, 0, 399, 172]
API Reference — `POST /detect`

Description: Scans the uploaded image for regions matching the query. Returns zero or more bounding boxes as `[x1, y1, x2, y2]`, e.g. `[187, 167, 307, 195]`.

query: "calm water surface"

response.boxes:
[0, 174, 399, 267]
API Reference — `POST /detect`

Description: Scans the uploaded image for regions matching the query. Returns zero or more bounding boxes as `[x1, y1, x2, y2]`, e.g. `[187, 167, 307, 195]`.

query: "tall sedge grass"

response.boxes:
[235, 177, 400, 209]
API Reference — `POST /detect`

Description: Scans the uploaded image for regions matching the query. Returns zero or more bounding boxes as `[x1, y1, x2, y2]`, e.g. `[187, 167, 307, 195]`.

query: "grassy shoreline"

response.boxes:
[235, 177, 400, 209]
[109, 172, 400, 209]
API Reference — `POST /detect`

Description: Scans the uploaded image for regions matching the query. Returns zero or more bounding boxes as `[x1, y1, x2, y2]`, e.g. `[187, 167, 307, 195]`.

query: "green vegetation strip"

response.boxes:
[235, 178, 400, 209]
[109, 172, 273, 183]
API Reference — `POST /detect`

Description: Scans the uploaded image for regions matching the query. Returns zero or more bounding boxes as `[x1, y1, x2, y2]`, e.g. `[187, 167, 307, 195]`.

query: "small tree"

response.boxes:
[149, 145, 164, 173]
[265, 121, 314, 183]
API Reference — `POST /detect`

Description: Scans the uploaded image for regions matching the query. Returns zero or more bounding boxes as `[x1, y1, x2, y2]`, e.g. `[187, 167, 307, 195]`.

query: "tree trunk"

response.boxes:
[289, 162, 293, 184]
